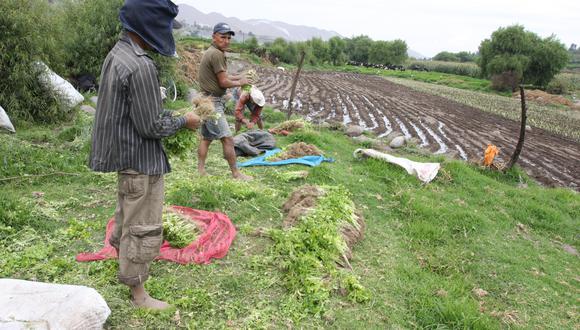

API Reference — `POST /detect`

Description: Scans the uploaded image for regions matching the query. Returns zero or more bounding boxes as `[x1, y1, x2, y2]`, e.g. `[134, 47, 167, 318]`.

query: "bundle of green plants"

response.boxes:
[268, 185, 370, 315]
[163, 128, 198, 160]
[162, 210, 199, 249]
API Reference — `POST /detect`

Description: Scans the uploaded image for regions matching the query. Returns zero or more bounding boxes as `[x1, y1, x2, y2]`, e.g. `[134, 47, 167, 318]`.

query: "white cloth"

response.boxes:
[354, 148, 440, 183]
[0, 279, 110, 330]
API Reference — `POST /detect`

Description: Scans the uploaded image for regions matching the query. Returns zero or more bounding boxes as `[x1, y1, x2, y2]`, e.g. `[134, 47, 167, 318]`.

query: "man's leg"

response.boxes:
[116, 172, 169, 310]
[257, 118, 264, 130]
[197, 139, 212, 176]
[221, 136, 252, 181]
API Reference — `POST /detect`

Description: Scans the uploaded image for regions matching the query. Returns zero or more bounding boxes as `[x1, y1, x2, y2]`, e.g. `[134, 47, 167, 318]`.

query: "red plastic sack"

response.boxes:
[76, 206, 236, 265]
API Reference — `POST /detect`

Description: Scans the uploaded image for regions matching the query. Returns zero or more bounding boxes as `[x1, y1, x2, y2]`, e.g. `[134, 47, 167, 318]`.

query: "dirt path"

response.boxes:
[255, 68, 580, 190]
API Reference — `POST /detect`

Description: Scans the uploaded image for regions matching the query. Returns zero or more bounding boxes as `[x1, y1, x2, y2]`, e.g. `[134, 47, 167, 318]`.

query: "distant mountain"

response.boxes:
[408, 49, 427, 60]
[176, 4, 426, 59]
[176, 4, 340, 41]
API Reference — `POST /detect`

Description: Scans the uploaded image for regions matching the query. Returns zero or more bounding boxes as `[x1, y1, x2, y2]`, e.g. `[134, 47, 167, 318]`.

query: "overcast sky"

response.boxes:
[177, 0, 578, 57]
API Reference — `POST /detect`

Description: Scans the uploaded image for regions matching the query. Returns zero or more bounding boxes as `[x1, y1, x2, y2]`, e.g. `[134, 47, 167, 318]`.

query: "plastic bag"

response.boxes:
[354, 148, 440, 183]
[0, 279, 110, 330]
[36, 61, 84, 108]
[483, 144, 499, 166]
[0, 105, 15, 133]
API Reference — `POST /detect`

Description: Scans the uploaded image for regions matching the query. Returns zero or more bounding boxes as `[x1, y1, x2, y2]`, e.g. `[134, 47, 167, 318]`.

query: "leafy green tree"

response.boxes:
[55, 0, 124, 78]
[478, 25, 569, 89]
[308, 38, 330, 65]
[388, 39, 408, 65]
[433, 51, 460, 62]
[328, 36, 347, 66]
[369, 39, 408, 65]
[0, 0, 65, 123]
[244, 36, 259, 53]
[346, 35, 373, 63]
[456, 51, 477, 62]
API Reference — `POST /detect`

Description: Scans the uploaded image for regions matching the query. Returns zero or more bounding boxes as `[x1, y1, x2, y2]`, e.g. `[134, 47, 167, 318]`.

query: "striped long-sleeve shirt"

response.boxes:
[89, 33, 185, 175]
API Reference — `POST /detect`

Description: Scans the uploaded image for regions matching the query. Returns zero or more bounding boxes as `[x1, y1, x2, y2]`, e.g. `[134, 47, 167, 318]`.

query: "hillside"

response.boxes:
[1, 100, 578, 328]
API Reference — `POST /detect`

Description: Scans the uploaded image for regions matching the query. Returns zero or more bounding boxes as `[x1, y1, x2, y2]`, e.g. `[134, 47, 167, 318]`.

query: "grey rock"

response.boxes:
[90, 96, 98, 105]
[345, 125, 364, 137]
[80, 105, 96, 115]
[383, 131, 404, 144]
[389, 136, 406, 148]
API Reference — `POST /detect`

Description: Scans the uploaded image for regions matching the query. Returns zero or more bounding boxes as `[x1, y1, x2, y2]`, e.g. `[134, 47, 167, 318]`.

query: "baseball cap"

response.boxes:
[213, 22, 235, 36]
[250, 87, 265, 107]
[119, 0, 180, 57]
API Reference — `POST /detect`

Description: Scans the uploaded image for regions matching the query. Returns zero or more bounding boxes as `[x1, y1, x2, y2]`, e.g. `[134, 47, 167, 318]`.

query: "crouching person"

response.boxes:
[89, 0, 200, 310]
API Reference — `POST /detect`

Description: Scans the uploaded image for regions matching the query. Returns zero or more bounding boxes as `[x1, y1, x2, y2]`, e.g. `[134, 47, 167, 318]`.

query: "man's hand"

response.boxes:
[246, 122, 254, 130]
[184, 112, 201, 130]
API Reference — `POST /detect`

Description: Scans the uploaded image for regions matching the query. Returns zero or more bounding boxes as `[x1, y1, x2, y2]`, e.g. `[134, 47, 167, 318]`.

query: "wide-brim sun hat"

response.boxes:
[250, 87, 266, 107]
[119, 0, 179, 57]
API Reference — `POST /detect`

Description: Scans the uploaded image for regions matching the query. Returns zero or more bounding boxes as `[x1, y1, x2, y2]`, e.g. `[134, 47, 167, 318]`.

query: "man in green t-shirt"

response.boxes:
[197, 22, 252, 180]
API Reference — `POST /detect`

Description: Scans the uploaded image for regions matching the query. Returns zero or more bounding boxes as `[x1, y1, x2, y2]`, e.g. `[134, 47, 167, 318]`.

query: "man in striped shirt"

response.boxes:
[89, 0, 199, 310]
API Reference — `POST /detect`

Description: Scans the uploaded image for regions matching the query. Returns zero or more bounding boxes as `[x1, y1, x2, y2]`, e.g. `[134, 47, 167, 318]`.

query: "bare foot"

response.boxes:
[233, 172, 253, 181]
[198, 168, 208, 177]
[131, 294, 170, 310]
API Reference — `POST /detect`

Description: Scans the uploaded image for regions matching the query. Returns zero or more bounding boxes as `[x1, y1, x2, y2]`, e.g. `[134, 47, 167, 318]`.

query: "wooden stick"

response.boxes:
[286, 50, 306, 120]
[506, 85, 528, 170]
[0, 171, 81, 182]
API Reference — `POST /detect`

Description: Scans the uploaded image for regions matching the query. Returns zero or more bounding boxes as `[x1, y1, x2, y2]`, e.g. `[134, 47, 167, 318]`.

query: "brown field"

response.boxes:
[255, 67, 580, 190]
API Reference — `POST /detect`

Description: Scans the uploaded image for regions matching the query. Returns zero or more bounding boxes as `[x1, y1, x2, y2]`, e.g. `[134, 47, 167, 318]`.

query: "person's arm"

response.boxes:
[216, 71, 249, 89]
[234, 93, 250, 124]
[250, 106, 263, 124]
[128, 63, 186, 139]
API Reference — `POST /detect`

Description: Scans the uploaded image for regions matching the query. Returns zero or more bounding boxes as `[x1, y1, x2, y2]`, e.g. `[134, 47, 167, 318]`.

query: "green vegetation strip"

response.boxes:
[268, 186, 370, 315]
[1, 105, 578, 328]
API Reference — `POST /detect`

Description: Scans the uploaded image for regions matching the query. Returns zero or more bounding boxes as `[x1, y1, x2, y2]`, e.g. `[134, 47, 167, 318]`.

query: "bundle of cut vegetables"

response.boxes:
[163, 210, 199, 249]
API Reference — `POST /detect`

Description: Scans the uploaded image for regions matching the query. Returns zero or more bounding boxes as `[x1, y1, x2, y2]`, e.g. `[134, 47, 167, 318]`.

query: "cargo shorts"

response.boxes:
[109, 169, 164, 287]
[200, 97, 232, 141]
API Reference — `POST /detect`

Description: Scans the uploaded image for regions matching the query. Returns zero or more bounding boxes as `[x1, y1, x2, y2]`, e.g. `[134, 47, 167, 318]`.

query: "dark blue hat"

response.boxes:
[119, 0, 179, 57]
[213, 22, 235, 36]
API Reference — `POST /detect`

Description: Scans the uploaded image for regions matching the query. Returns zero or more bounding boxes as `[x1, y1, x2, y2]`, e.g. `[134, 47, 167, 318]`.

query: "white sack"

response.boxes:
[354, 148, 440, 183]
[0, 279, 110, 330]
[0, 105, 15, 133]
[36, 61, 84, 108]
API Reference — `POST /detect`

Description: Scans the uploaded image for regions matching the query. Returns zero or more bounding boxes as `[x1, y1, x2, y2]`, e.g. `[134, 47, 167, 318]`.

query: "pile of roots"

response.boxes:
[268, 142, 322, 161]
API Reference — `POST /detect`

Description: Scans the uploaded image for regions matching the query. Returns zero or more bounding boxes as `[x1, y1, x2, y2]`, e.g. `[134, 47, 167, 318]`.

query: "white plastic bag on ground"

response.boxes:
[354, 148, 440, 183]
[0, 105, 15, 133]
[0, 279, 110, 330]
[36, 61, 84, 108]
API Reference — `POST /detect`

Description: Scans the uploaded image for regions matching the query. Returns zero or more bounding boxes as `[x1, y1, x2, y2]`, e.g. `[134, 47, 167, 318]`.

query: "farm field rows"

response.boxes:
[255, 68, 580, 190]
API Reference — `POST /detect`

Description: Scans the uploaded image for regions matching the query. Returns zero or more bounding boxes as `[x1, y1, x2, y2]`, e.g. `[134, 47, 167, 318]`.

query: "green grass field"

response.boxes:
[1, 102, 578, 328]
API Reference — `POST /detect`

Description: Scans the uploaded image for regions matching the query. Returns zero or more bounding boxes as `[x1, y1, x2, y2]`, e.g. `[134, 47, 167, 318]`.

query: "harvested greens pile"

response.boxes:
[268, 185, 369, 314]
[163, 209, 199, 249]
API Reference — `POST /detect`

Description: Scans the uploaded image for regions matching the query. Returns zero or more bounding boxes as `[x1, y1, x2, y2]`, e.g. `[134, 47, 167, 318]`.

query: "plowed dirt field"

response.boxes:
[255, 68, 580, 190]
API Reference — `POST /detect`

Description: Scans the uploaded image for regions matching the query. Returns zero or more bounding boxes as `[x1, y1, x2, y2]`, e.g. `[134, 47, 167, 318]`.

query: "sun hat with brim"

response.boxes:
[119, 0, 179, 57]
[250, 87, 266, 107]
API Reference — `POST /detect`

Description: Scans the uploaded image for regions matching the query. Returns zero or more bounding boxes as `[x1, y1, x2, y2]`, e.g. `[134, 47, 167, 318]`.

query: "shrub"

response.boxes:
[54, 0, 124, 79]
[0, 0, 67, 123]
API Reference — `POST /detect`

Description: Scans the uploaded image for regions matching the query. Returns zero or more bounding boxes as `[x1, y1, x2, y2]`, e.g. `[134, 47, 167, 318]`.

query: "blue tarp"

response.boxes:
[237, 148, 334, 167]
